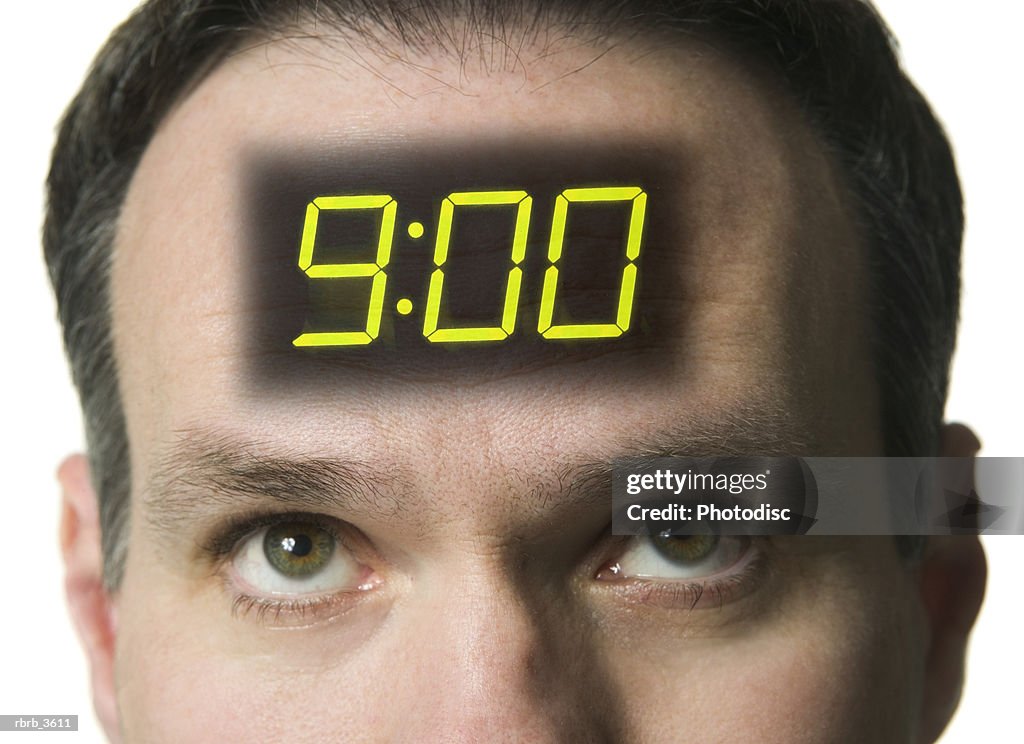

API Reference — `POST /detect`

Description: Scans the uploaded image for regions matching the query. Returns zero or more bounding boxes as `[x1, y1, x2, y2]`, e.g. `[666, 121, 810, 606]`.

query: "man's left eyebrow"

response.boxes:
[143, 429, 405, 535]
[600, 411, 808, 464]
[532, 415, 804, 519]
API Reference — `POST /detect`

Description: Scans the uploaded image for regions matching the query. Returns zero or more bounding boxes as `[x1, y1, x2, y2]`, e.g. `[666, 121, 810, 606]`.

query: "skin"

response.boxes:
[59, 26, 986, 743]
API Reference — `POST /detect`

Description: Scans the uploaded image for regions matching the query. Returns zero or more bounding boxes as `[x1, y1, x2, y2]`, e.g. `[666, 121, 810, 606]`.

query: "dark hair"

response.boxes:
[44, 0, 963, 588]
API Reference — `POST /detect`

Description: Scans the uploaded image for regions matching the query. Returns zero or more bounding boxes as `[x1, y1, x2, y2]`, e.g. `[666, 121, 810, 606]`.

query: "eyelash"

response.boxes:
[230, 593, 359, 624]
[596, 541, 766, 610]
[200, 509, 342, 557]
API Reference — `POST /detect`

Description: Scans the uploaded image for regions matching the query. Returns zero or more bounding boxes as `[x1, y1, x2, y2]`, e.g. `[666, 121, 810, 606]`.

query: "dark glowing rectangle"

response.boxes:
[244, 139, 686, 388]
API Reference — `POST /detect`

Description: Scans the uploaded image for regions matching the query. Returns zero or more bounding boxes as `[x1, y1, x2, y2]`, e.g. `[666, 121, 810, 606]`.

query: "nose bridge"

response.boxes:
[392, 560, 620, 743]
[447, 571, 549, 701]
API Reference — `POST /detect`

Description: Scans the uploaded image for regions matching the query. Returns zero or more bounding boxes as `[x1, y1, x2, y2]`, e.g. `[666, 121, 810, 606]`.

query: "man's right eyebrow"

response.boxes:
[143, 430, 405, 536]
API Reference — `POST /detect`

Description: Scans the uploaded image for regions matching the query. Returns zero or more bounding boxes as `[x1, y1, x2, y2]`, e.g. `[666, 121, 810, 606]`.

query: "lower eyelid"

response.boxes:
[229, 584, 381, 626]
[229, 535, 377, 591]
[593, 542, 767, 610]
[228, 557, 374, 598]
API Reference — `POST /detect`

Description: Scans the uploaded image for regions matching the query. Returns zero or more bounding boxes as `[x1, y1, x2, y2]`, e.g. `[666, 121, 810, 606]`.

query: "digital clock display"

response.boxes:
[245, 140, 683, 386]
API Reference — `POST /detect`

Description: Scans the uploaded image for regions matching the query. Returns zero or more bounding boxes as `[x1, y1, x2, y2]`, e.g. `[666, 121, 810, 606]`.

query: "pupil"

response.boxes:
[283, 533, 313, 557]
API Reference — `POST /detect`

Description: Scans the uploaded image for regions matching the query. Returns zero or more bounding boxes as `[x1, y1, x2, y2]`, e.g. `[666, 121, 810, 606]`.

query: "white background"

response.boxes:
[0, 1, 1020, 741]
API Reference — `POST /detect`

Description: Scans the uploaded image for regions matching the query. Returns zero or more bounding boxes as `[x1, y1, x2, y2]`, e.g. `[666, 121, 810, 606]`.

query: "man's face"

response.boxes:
[106, 28, 923, 742]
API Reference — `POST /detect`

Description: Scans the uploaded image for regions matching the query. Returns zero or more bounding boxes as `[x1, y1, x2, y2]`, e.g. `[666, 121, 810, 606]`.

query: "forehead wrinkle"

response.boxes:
[143, 428, 406, 535]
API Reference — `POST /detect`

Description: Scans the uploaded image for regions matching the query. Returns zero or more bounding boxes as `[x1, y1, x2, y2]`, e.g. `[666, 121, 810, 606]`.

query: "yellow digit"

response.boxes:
[423, 190, 532, 343]
[292, 195, 396, 347]
[538, 186, 647, 339]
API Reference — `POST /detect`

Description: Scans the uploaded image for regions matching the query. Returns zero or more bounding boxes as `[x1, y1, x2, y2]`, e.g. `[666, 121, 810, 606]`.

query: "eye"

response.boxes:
[232, 519, 374, 597]
[598, 534, 748, 582]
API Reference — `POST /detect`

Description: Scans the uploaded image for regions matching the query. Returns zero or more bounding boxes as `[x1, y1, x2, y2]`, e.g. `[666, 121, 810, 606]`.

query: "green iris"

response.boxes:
[263, 522, 335, 577]
[650, 534, 718, 563]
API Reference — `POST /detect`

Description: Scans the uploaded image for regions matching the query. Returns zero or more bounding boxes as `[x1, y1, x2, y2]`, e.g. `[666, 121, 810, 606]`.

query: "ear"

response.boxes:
[59, 454, 121, 742]
[915, 423, 987, 743]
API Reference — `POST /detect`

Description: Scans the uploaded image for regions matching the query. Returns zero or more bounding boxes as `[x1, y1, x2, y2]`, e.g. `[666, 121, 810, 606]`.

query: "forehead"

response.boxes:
[111, 30, 876, 482]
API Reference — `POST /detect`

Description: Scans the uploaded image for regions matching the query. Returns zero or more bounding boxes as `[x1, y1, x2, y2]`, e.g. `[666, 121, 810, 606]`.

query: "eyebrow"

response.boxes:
[144, 431, 406, 537]
[144, 405, 806, 541]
